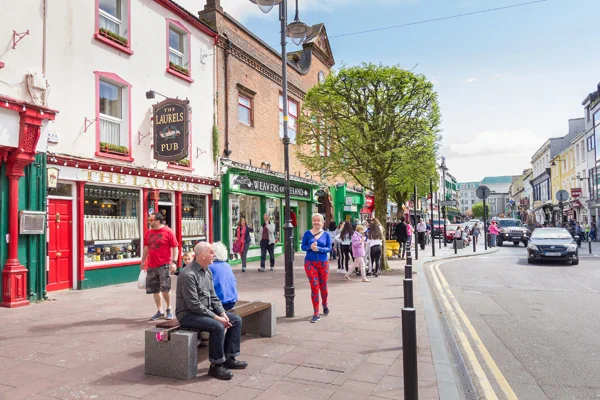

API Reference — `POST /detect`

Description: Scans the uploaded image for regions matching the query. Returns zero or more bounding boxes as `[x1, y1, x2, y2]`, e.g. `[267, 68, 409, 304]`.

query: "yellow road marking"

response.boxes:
[430, 263, 498, 399]
[434, 262, 518, 400]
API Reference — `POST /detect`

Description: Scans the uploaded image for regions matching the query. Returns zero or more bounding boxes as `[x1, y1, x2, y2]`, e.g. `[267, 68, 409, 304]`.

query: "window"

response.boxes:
[279, 95, 299, 143]
[231, 195, 261, 247]
[238, 95, 253, 126]
[266, 198, 281, 242]
[581, 141, 586, 161]
[576, 144, 580, 165]
[166, 19, 192, 81]
[181, 194, 207, 253]
[594, 110, 600, 127]
[83, 186, 141, 265]
[96, 0, 132, 54]
[95, 72, 132, 161]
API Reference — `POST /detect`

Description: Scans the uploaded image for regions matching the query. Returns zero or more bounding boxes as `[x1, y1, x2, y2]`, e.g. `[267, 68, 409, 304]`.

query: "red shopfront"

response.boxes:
[360, 194, 375, 221]
[46, 156, 219, 290]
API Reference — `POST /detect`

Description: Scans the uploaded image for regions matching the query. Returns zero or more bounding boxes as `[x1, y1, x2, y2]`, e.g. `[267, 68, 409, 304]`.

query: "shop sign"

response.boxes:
[153, 99, 189, 162]
[345, 197, 353, 205]
[344, 205, 357, 212]
[571, 188, 582, 198]
[232, 175, 310, 199]
[365, 196, 374, 208]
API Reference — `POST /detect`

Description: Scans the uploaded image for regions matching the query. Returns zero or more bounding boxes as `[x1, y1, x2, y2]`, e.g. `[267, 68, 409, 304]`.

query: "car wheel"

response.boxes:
[528, 258, 534, 264]
[572, 259, 579, 265]
[523, 240, 528, 246]
[513, 241, 519, 246]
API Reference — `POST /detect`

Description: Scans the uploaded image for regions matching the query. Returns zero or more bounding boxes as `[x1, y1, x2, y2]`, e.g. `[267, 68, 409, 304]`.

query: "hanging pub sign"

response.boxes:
[153, 98, 189, 162]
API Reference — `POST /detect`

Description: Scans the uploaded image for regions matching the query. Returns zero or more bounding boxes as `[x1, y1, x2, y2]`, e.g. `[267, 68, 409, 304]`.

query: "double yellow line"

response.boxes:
[430, 262, 518, 400]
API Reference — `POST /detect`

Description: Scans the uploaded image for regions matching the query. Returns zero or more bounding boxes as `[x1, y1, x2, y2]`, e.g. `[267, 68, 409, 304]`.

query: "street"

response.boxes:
[426, 243, 600, 399]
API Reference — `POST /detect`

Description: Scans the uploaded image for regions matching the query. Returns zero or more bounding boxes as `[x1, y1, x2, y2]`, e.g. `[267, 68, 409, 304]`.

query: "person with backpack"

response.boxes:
[335, 221, 354, 274]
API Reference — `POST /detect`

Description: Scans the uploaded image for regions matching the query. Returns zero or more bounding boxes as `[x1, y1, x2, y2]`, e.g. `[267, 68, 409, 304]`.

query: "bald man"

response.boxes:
[175, 242, 247, 380]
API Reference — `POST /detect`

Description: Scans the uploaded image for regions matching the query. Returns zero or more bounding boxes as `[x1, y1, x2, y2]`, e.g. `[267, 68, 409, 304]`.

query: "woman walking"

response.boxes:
[301, 214, 332, 323]
[234, 218, 253, 272]
[406, 220, 413, 249]
[472, 223, 480, 246]
[346, 225, 369, 282]
[489, 220, 499, 247]
[328, 220, 338, 261]
[367, 218, 383, 277]
[336, 221, 354, 275]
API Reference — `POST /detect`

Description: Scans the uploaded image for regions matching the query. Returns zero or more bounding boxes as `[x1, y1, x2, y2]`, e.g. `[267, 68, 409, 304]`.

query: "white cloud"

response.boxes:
[462, 78, 478, 84]
[430, 77, 439, 85]
[443, 129, 542, 158]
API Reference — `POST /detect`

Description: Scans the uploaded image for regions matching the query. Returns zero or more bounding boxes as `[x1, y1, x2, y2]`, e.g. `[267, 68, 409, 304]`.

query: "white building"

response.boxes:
[581, 86, 600, 225]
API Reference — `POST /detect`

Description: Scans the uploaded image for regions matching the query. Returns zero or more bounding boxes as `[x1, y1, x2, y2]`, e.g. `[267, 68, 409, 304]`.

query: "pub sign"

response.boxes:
[153, 98, 189, 162]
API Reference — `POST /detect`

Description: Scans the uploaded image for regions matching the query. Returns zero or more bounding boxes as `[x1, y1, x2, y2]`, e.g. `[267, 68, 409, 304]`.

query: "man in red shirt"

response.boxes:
[141, 212, 179, 320]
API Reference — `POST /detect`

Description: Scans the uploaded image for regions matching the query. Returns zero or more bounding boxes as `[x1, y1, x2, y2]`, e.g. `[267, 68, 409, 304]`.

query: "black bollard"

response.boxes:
[473, 236, 476, 253]
[590, 237, 593, 255]
[402, 308, 419, 400]
[403, 278, 414, 308]
[454, 237, 457, 254]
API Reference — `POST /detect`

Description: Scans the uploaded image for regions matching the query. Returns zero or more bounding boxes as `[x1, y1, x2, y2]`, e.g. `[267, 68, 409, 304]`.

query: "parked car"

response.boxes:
[495, 218, 531, 247]
[527, 228, 579, 265]
[445, 224, 459, 243]
[432, 219, 449, 238]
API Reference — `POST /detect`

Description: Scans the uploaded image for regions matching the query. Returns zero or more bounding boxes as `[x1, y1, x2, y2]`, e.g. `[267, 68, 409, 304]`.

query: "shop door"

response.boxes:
[48, 199, 73, 291]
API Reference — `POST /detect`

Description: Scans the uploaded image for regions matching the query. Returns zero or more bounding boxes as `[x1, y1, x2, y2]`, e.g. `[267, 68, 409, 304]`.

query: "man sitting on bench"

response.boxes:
[175, 242, 248, 380]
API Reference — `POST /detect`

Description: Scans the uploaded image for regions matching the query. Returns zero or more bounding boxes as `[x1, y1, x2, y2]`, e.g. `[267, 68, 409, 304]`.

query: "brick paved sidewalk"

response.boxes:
[0, 248, 465, 400]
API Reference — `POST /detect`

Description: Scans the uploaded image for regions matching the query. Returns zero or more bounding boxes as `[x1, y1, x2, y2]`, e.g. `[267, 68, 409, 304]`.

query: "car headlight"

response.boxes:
[566, 244, 577, 252]
[527, 244, 539, 251]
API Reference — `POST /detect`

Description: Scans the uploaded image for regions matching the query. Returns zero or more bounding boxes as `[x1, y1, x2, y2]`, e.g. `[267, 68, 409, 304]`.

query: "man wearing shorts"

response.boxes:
[141, 212, 179, 320]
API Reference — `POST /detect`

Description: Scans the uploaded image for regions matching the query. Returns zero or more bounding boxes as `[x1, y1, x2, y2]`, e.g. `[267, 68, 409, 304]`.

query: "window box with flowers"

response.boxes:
[169, 61, 190, 77]
[169, 157, 192, 171]
[99, 142, 130, 156]
[99, 28, 128, 47]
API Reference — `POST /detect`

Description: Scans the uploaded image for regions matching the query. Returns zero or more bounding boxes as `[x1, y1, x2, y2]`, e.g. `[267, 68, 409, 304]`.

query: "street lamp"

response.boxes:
[440, 157, 449, 247]
[551, 155, 568, 225]
[249, 0, 312, 318]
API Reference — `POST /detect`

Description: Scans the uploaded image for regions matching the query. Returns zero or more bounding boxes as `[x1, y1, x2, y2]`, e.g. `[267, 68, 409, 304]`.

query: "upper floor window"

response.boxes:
[166, 19, 192, 82]
[576, 144, 580, 164]
[581, 141, 586, 161]
[238, 95, 253, 126]
[594, 110, 600, 127]
[96, 0, 132, 54]
[95, 72, 132, 162]
[279, 95, 299, 143]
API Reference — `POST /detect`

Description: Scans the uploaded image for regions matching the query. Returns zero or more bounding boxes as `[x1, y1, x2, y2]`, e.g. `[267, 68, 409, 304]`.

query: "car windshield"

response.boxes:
[531, 229, 572, 240]
[498, 220, 522, 227]
[433, 220, 445, 225]
[446, 225, 459, 230]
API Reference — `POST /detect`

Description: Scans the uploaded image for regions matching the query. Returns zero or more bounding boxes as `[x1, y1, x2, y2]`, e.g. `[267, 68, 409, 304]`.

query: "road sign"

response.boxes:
[476, 186, 490, 199]
[556, 190, 569, 202]
[440, 200, 457, 207]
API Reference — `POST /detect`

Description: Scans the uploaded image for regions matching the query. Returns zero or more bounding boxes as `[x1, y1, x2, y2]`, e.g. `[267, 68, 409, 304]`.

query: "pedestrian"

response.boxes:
[334, 221, 345, 272]
[472, 223, 481, 246]
[406, 220, 413, 248]
[489, 220, 499, 247]
[258, 213, 275, 272]
[416, 217, 427, 250]
[176, 242, 247, 380]
[328, 220, 338, 261]
[367, 218, 383, 277]
[347, 224, 369, 282]
[234, 217, 253, 272]
[141, 212, 179, 321]
[336, 221, 354, 274]
[576, 222, 583, 247]
[301, 213, 332, 323]
[208, 242, 238, 311]
[175, 251, 194, 276]
[591, 221, 597, 242]
[584, 222, 590, 241]
[352, 218, 359, 230]
[395, 217, 408, 259]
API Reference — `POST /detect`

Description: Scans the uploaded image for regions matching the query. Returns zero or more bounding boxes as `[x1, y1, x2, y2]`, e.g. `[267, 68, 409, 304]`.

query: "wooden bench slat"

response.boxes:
[155, 300, 259, 329]
[233, 302, 271, 318]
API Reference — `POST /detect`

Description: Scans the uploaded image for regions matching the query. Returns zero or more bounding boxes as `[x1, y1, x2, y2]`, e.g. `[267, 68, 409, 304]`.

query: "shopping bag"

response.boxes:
[137, 270, 147, 290]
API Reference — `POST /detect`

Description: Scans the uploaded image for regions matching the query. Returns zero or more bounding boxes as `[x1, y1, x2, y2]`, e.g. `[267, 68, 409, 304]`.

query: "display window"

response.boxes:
[182, 194, 207, 253]
[230, 194, 261, 246]
[265, 198, 281, 242]
[83, 185, 141, 264]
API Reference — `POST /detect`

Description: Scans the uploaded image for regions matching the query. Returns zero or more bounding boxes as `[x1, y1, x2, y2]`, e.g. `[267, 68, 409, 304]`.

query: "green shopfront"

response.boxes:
[333, 183, 366, 224]
[220, 161, 319, 264]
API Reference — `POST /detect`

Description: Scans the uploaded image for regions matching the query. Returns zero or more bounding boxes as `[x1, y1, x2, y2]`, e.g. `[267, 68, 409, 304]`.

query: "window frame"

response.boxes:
[237, 94, 254, 127]
[95, 71, 134, 162]
[166, 18, 193, 83]
[94, 0, 133, 55]
[279, 94, 299, 143]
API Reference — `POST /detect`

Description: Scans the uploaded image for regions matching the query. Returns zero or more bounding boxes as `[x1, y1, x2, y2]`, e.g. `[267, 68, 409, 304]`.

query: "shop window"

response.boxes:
[279, 95, 299, 143]
[95, 0, 132, 54]
[230, 195, 261, 247]
[83, 186, 141, 264]
[166, 19, 192, 82]
[182, 194, 207, 253]
[96, 72, 133, 161]
[238, 95, 253, 126]
[265, 198, 281, 243]
[47, 183, 73, 197]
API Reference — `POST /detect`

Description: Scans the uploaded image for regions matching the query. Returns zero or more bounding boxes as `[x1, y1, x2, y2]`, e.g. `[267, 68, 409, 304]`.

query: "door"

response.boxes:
[48, 199, 73, 291]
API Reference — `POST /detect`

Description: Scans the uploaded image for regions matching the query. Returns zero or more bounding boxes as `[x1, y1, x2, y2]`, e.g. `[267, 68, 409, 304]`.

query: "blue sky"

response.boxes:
[221, 0, 600, 181]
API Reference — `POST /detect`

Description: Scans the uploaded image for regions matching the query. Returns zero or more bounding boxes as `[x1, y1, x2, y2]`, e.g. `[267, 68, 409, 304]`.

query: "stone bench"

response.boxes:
[145, 301, 276, 380]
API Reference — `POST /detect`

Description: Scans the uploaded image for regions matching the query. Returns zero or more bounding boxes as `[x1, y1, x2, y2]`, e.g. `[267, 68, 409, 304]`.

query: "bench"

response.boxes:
[145, 301, 276, 380]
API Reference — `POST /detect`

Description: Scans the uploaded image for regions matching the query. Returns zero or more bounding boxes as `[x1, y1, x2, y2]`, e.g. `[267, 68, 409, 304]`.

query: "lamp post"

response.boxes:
[440, 157, 449, 247]
[551, 156, 567, 226]
[249, 0, 312, 318]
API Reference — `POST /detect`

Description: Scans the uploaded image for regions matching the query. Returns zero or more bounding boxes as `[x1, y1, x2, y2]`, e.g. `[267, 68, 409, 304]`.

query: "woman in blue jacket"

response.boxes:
[208, 242, 238, 311]
[301, 213, 332, 323]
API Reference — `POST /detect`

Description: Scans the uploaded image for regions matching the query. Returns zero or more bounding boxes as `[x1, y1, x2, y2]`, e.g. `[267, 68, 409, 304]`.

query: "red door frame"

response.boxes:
[47, 199, 74, 292]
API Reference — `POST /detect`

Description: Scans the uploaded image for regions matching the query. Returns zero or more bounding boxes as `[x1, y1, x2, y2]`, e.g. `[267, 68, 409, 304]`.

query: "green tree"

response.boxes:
[296, 63, 441, 264]
[471, 202, 489, 219]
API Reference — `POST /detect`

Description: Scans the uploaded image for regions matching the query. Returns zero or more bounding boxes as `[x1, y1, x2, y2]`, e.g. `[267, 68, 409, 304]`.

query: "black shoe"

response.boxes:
[208, 364, 233, 380]
[323, 307, 330, 316]
[366, 272, 372, 276]
[223, 358, 248, 370]
[258, 268, 266, 272]
[242, 268, 246, 272]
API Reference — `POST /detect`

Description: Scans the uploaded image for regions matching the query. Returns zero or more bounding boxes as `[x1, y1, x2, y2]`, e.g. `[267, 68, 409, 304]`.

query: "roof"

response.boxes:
[157, 0, 218, 39]
[481, 176, 514, 185]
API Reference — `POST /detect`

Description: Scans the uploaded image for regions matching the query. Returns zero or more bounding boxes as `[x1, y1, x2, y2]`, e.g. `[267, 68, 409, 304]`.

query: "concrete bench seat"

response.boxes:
[145, 300, 275, 380]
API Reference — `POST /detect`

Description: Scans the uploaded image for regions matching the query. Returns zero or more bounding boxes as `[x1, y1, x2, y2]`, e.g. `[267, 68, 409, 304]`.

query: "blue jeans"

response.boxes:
[223, 302, 236, 311]
[490, 234, 497, 247]
[179, 311, 242, 364]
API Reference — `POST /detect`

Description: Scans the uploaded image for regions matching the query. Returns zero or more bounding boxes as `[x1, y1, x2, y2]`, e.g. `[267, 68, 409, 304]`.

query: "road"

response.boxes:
[426, 243, 600, 400]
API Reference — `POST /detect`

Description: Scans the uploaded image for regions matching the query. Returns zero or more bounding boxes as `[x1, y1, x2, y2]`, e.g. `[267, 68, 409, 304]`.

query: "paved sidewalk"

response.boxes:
[0, 245, 482, 400]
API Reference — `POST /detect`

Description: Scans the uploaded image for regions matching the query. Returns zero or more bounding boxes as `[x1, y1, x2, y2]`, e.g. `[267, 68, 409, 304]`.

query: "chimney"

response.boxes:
[201, 0, 223, 13]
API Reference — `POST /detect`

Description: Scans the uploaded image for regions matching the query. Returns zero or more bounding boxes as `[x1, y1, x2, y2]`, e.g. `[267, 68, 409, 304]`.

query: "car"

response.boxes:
[495, 218, 531, 247]
[432, 219, 449, 238]
[527, 228, 579, 265]
[445, 224, 459, 243]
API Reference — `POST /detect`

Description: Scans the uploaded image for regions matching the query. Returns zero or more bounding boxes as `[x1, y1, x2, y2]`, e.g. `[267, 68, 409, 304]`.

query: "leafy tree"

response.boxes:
[296, 63, 441, 230]
[471, 202, 489, 219]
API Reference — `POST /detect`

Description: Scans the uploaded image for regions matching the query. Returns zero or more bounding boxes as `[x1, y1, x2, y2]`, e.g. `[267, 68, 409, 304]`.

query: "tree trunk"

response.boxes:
[374, 182, 390, 271]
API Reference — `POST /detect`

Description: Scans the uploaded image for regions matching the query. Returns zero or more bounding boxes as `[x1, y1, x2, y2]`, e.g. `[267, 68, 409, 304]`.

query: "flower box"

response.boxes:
[99, 142, 129, 156]
[99, 28, 128, 47]
[169, 61, 190, 76]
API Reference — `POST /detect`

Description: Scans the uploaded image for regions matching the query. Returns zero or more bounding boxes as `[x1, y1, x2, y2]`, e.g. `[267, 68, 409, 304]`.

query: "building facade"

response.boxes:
[581, 86, 600, 226]
[458, 181, 480, 215]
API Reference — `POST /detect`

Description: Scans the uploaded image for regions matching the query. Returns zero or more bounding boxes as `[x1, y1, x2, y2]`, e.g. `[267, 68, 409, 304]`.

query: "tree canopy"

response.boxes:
[471, 202, 489, 219]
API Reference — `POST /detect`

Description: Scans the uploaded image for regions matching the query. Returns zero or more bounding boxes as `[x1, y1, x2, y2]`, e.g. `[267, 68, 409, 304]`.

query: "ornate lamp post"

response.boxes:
[249, 0, 312, 318]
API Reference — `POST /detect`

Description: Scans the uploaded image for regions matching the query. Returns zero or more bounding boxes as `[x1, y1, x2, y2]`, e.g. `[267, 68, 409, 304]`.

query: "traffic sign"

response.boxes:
[556, 190, 569, 202]
[441, 200, 457, 207]
[476, 186, 490, 200]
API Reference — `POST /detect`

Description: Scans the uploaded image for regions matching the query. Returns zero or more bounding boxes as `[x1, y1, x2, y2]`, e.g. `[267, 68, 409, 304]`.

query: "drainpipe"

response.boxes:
[223, 37, 232, 158]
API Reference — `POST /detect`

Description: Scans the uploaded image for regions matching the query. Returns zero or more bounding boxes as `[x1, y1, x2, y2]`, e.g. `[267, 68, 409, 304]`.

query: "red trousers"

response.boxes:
[304, 260, 329, 316]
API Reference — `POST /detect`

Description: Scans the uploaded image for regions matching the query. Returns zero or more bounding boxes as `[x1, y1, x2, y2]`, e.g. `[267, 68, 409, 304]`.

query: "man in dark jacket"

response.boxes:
[176, 242, 247, 380]
[395, 217, 408, 260]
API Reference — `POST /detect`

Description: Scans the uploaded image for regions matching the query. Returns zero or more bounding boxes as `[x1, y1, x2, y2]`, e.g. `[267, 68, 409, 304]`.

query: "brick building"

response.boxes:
[197, 0, 362, 262]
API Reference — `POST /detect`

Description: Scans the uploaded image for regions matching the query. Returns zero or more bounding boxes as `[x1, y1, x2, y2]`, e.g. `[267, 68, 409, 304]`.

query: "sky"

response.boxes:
[217, 0, 600, 182]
